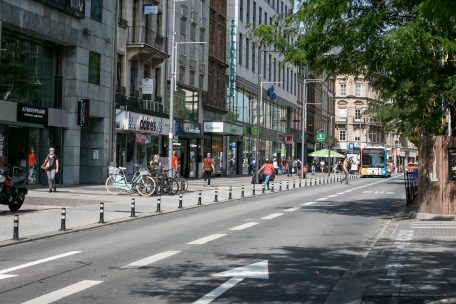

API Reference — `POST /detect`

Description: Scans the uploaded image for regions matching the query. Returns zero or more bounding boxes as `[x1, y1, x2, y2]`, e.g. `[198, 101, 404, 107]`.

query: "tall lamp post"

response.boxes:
[168, 0, 206, 170]
[255, 80, 282, 184]
[301, 78, 325, 179]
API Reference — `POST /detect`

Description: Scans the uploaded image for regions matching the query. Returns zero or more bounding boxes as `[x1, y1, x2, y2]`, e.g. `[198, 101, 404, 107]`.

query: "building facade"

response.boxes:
[0, 0, 116, 184]
[334, 75, 417, 168]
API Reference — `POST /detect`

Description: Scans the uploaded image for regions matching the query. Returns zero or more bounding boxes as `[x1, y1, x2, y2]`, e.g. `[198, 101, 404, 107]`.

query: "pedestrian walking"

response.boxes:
[273, 158, 279, 175]
[202, 153, 215, 187]
[287, 156, 293, 177]
[259, 159, 274, 190]
[28, 147, 36, 184]
[41, 147, 59, 192]
[340, 156, 351, 184]
[296, 158, 302, 176]
[171, 151, 178, 177]
[312, 159, 318, 175]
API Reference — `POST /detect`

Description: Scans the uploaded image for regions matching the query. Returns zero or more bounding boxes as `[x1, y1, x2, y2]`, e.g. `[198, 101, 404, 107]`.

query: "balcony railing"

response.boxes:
[35, 0, 85, 18]
[116, 93, 165, 114]
[127, 26, 168, 54]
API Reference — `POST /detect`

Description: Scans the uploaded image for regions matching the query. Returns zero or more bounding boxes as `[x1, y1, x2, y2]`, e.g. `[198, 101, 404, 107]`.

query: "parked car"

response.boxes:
[405, 162, 418, 172]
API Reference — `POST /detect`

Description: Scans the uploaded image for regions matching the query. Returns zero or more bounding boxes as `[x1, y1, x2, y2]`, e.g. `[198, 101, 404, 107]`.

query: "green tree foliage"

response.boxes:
[253, 0, 456, 137]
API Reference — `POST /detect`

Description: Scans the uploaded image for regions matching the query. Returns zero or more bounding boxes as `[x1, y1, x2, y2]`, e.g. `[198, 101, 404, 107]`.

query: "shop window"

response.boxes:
[88, 52, 101, 85]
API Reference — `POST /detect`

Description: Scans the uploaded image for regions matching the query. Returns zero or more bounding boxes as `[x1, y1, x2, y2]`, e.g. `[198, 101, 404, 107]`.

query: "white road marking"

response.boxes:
[387, 192, 394, 194]
[302, 202, 317, 206]
[337, 192, 345, 195]
[261, 213, 284, 220]
[187, 234, 227, 245]
[193, 277, 244, 304]
[327, 195, 338, 198]
[22, 280, 103, 304]
[230, 222, 259, 231]
[316, 197, 328, 201]
[122, 251, 181, 269]
[284, 207, 300, 212]
[0, 251, 81, 279]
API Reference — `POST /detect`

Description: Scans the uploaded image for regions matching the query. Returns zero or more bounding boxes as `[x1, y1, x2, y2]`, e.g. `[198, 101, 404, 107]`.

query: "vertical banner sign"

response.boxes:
[78, 98, 90, 127]
[228, 19, 237, 99]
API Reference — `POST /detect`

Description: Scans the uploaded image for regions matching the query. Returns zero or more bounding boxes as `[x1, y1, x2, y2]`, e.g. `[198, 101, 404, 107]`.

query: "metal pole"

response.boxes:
[168, 0, 177, 172]
[301, 79, 307, 179]
[255, 46, 262, 184]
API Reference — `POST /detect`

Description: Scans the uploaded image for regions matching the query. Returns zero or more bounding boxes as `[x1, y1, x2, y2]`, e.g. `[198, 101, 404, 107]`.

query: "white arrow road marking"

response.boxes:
[0, 251, 81, 281]
[261, 213, 284, 220]
[193, 260, 269, 304]
[122, 251, 181, 269]
[188, 234, 227, 245]
[284, 207, 300, 212]
[316, 197, 328, 201]
[302, 202, 317, 206]
[230, 222, 258, 231]
[22, 280, 103, 304]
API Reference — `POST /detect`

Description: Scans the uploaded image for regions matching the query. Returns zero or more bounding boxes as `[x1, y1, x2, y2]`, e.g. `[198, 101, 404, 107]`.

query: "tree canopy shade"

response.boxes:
[253, 0, 456, 137]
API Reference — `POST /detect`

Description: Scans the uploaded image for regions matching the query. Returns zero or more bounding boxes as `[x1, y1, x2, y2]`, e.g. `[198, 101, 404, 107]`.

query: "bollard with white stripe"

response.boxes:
[228, 186, 232, 199]
[252, 184, 256, 196]
[299, 179, 302, 187]
[293, 180, 296, 189]
[98, 202, 105, 224]
[156, 197, 161, 212]
[262, 184, 265, 194]
[214, 188, 218, 202]
[59, 208, 67, 231]
[279, 181, 282, 191]
[286, 181, 289, 190]
[198, 190, 202, 205]
[130, 198, 136, 217]
[13, 214, 19, 240]
[178, 193, 183, 209]
[271, 182, 275, 192]
[241, 185, 245, 198]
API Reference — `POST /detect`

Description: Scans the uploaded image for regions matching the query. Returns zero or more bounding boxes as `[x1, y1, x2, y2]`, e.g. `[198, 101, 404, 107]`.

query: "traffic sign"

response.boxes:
[316, 132, 325, 142]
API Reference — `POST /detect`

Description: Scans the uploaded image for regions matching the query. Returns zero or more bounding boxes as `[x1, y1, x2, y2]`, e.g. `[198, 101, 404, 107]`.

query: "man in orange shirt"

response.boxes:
[202, 153, 215, 187]
[171, 151, 179, 177]
[28, 147, 36, 184]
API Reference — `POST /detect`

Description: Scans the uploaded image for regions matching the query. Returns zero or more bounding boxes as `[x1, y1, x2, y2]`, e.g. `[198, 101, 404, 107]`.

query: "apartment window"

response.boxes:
[253, 2, 257, 26]
[143, 64, 150, 79]
[246, 38, 250, 69]
[239, 33, 243, 66]
[240, 0, 243, 21]
[91, 0, 103, 22]
[285, 5, 288, 14]
[281, 1, 284, 14]
[339, 130, 347, 141]
[116, 54, 123, 89]
[268, 54, 272, 80]
[252, 46, 255, 72]
[88, 51, 101, 84]
[263, 52, 266, 78]
[339, 108, 347, 121]
[278, 64, 281, 87]
[259, 7, 262, 24]
[369, 132, 378, 143]
[276, 0, 279, 11]
[282, 64, 285, 87]
[247, 0, 250, 23]
[200, 0, 206, 19]
[355, 129, 361, 141]
[340, 83, 346, 96]
[355, 108, 362, 120]
[355, 83, 362, 96]
[273, 58, 276, 82]
[265, 12, 268, 25]
[130, 60, 137, 92]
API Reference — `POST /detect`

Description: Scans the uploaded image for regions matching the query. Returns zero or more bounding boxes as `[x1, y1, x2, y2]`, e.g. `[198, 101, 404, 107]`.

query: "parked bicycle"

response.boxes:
[172, 168, 188, 193]
[106, 166, 156, 196]
[150, 168, 180, 196]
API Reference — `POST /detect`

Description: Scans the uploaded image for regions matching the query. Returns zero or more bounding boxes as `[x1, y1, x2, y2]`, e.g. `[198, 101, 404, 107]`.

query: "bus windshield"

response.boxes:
[362, 149, 385, 168]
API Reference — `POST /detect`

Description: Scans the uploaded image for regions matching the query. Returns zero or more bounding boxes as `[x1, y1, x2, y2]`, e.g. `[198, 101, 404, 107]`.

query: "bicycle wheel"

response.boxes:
[136, 176, 156, 197]
[105, 176, 123, 195]
[165, 178, 180, 195]
[177, 177, 188, 193]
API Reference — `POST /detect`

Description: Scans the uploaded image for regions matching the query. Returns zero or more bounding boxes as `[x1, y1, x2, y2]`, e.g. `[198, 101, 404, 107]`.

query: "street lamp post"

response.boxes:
[168, 0, 206, 170]
[301, 79, 325, 179]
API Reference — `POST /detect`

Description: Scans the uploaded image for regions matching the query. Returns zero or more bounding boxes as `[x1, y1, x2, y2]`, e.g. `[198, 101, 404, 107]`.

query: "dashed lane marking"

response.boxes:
[284, 207, 300, 212]
[122, 251, 181, 269]
[22, 280, 103, 304]
[316, 197, 329, 201]
[261, 213, 284, 220]
[302, 202, 317, 206]
[327, 195, 338, 198]
[187, 234, 227, 245]
[230, 222, 259, 231]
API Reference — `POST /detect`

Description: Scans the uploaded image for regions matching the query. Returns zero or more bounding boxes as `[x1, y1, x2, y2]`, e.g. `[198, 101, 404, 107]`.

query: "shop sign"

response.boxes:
[77, 98, 90, 127]
[183, 122, 201, 134]
[286, 134, 294, 143]
[228, 19, 237, 98]
[116, 110, 170, 135]
[17, 103, 47, 125]
[277, 133, 286, 142]
[204, 122, 243, 135]
[143, 4, 158, 14]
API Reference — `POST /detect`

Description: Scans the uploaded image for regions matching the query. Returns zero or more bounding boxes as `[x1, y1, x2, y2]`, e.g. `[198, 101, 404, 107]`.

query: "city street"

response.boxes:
[2, 175, 445, 303]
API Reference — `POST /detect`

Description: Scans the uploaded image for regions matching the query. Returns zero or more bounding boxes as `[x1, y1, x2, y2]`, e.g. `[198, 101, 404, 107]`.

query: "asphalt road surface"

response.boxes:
[0, 175, 404, 304]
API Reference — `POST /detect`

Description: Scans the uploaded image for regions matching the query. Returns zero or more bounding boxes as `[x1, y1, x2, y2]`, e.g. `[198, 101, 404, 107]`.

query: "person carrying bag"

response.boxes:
[202, 153, 215, 187]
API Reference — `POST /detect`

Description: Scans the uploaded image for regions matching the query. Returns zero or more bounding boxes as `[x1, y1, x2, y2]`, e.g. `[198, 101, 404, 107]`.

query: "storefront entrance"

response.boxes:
[179, 138, 200, 178]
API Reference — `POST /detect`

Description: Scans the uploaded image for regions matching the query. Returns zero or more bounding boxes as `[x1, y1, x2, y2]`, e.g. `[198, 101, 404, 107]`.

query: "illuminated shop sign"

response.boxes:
[17, 103, 47, 125]
[116, 110, 169, 135]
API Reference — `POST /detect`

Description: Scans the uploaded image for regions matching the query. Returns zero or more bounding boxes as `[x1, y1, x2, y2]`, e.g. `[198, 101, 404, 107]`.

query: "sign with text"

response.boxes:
[143, 4, 158, 14]
[77, 98, 90, 127]
[141, 78, 154, 95]
[17, 104, 47, 125]
[115, 110, 170, 135]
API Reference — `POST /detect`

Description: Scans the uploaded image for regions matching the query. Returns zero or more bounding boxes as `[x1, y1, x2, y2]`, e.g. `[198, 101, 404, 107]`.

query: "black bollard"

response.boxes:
[271, 182, 275, 192]
[130, 198, 136, 217]
[156, 197, 161, 212]
[279, 181, 282, 191]
[252, 184, 256, 196]
[178, 194, 183, 208]
[241, 185, 245, 198]
[98, 202, 105, 224]
[229, 186, 232, 199]
[59, 208, 66, 231]
[300, 179, 302, 187]
[214, 188, 218, 202]
[293, 180, 296, 189]
[198, 190, 202, 205]
[262, 184, 265, 194]
[13, 214, 19, 240]
[286, 181, 289, 190]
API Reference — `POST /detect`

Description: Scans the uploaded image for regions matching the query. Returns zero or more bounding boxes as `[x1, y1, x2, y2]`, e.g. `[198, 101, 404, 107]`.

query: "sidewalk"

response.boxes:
[0, 173, 348, 245]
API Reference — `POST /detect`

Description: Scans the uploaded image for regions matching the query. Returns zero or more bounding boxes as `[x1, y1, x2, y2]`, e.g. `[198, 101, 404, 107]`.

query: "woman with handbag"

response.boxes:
[202, 153, 215, 187]
[41, 147, 59, 192]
